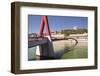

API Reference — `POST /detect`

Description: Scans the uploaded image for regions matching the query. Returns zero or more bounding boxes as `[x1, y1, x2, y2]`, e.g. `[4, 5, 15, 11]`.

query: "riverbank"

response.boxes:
[53, 39, 87, 47]
[52, 39, 88, 59]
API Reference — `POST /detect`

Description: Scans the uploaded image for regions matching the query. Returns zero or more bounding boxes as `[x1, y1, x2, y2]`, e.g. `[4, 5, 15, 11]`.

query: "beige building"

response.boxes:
[51, 34, 65, 39]
[68, 33, 88, 39]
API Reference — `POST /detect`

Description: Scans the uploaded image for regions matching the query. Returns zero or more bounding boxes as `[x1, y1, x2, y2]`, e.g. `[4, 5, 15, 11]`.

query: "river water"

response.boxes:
[28, 40, 88, 60]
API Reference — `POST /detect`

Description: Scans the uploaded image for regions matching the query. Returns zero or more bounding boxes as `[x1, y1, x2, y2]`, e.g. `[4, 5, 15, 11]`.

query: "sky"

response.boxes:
[28, 15, 88, 34]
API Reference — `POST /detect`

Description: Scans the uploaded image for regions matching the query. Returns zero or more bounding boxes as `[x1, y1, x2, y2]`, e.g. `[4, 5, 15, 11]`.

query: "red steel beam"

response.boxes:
[39, 16, 51, 38]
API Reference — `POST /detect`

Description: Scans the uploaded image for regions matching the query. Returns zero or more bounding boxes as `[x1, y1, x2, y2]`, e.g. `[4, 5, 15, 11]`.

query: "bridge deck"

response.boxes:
[28, 38, 48, 48]
[28, 37, 78, 48]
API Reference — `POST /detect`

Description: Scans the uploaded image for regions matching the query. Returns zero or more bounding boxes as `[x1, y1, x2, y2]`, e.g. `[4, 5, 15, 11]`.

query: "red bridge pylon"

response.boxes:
[39, 16, 51, 38]
[36, 16, 54, 58]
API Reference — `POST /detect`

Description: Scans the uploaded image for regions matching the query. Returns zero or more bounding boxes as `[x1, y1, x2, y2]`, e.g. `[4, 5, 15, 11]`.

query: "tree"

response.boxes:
[61, 28, 87, 36]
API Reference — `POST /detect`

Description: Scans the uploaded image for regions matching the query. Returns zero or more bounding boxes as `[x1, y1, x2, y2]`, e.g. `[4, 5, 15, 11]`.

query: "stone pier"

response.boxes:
[36, 36, 55, 59]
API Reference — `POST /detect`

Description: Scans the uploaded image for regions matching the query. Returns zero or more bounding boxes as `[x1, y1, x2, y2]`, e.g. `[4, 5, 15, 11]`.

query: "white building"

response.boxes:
[28, 33, 38, 38]
[73, 26, 78, 30]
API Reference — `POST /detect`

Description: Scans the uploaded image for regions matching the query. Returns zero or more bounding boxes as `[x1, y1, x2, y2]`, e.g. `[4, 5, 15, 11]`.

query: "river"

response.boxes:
[28, 40, 88, 60]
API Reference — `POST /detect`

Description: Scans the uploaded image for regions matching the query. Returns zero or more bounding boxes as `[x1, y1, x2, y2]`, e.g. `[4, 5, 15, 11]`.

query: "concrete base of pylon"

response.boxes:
[46, 36, 55, 57]
[36, 46, 41, 56]
[35, 36, 55, 59]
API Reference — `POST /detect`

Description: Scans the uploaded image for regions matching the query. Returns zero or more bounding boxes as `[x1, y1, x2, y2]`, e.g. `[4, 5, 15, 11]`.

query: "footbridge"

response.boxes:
[28, 16, 78, 59]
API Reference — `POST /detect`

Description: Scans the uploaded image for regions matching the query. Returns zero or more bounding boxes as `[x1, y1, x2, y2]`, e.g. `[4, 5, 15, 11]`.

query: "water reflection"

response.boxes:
[52, 40, 74, 58]
[28, 47, 36, 60]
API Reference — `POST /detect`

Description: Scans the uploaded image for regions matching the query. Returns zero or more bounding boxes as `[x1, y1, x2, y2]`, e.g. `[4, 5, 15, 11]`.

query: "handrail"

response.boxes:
[52, 37, 78, 50]
[28, 37, 78, 50]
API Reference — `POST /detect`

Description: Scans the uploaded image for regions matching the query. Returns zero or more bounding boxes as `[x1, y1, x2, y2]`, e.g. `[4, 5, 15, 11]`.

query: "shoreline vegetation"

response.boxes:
[28, 28, 88, 38]
[60, 28, 87, 35]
